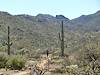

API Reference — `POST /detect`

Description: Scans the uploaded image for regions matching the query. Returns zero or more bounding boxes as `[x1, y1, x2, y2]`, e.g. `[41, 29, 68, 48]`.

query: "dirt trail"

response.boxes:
[12, 70, 31, 75]
[0, 69, 31, 75]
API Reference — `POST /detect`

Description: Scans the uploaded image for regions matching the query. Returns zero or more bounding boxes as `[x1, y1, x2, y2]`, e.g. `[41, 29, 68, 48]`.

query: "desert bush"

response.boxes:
[75, 49, 100, 75]
[0, 54, 8, 68]
[6, 55, 26, 70]
[0, 46, 6, 52]
[51, 68, 66, 74]
[33, 54, 40, 60]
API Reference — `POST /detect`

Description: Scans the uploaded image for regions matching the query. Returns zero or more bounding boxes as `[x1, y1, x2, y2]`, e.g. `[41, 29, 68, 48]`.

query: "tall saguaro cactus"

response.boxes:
[59, 21, 64, 56]
[6, 26, 12, 55]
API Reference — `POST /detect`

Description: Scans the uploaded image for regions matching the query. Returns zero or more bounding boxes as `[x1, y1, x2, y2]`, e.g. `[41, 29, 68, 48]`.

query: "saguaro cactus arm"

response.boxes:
[58, 32, 62, 41]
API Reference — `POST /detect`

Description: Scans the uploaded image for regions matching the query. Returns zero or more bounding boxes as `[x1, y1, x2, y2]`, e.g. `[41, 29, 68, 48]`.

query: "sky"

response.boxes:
[0, 0, 100, 19]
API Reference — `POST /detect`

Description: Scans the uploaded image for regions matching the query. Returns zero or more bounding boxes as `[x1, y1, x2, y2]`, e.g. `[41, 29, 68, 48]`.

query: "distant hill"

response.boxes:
[69, 10, 100, 31]
[0, 10, 100, 53]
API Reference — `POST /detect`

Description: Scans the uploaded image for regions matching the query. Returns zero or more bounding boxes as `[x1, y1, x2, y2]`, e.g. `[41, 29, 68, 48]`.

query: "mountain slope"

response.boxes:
[69, 10, 100, 31]
[0, 10, 100, 53]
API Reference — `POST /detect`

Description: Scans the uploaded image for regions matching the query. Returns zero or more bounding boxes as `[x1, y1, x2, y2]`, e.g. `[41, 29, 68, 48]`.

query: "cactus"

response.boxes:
[46, 49, 49, 57]
[59, 21, 64, 56]
[6, 26, 12, 55]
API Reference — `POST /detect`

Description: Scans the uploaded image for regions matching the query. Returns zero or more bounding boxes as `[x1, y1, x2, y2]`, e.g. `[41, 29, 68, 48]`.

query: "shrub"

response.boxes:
[6, 55, 26, 70]
[51, 68, 66, 73]
[0, 46, 6, 52]
[0, 54, 8, 68]
[76, 49, 100, 75]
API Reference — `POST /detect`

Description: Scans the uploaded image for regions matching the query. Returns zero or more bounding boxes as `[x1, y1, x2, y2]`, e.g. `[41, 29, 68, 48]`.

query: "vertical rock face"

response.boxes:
[0, 11, 11, 16]
[56, 15, 69, 21]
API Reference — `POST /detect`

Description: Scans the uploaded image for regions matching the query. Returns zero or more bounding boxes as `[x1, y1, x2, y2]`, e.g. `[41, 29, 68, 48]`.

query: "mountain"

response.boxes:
[69, 10, 100, 31]
[0, 10, 100, 53]
[56, 15, 69, 21]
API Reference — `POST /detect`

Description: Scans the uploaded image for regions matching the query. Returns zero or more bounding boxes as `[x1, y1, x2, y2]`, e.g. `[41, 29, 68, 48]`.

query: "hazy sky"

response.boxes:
[0, 0, 100, 19]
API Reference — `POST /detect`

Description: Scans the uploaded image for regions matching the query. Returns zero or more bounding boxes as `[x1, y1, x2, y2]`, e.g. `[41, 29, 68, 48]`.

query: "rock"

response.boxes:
[14, 70, 19, 73]
[0, 72, 3, 75]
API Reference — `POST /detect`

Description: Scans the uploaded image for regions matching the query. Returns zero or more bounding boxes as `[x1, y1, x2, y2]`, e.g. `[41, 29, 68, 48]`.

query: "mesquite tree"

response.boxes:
[6, 26, 12, 55]
[59, 21, 64, 56]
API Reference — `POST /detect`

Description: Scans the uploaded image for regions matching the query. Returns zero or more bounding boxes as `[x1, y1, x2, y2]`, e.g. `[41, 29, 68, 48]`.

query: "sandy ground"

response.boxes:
[0, 69, 31, 75]
[12, 71, 31, 75]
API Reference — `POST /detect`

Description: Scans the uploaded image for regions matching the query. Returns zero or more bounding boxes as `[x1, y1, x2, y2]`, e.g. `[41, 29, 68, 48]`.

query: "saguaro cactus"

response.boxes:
[46, 49, 49, 57]
[59, 21, 64, 56]
[6, 26, 12, 55]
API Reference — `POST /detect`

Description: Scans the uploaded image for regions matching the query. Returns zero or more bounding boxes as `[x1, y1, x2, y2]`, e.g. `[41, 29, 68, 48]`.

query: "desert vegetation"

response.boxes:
[0, 11, 100, 75]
